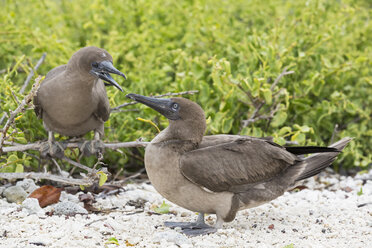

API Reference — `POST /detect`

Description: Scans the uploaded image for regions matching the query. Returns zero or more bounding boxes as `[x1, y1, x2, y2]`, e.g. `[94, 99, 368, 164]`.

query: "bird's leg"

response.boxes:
[164, 212, 217, 236]
[214, 215, 224, 229]
[40, 131, 65, 158]
[80, 131, 105, 157]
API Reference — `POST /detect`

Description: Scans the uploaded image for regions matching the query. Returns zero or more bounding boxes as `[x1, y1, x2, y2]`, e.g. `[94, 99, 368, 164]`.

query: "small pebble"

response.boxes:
[54, 201, 88, 215]
[4, 185, 27, 203]
[16, 179, 38, 194]
[22, 198, 44, 215]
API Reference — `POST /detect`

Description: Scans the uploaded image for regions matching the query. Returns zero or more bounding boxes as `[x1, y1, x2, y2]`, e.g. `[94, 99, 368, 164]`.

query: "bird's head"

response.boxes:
[70, 46, 126, 91]
[126, 94, 206, 143]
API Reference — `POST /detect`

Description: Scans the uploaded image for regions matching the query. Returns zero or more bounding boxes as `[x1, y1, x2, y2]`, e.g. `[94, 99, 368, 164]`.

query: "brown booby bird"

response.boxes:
[34, 46, 126, 157]
[126, 93, 351, 236]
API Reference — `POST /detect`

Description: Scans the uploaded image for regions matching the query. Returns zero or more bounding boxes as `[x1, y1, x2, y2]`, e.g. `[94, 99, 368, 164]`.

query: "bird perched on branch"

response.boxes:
[126, 93, 351, 236]
[34, 46, 126, 157]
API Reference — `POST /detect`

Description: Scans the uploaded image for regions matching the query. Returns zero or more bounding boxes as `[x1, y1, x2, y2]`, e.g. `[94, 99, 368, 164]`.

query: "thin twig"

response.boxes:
[112, 108, 140, 113]
[237, 84, 257, 107]
[0, 76, 42, 152]
[20, 53, 47, 94]
[51, 158, 63, 175]
[1, 140, 149, 153]
[0, 113, 8, 126]
[240, 68, 294, 129]
[241, 103, 281, 126]
[85, 217, 108, 226]
[0, 54, 47, 125]
[329, 124, 339, 145]
[11, 91, 20, 105]
[0, 172, 93, 185]
[112, 167, 123, 182]
[112, 168, 146, 185]
[61, 156, 96, 174]
[270, 67, 294, 91]
[111, 90, 199, 112]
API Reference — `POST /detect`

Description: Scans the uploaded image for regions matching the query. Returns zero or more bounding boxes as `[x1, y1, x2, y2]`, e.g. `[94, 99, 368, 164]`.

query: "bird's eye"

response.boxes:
[91, 62, 98, 68]
[172, 103, 179, 110]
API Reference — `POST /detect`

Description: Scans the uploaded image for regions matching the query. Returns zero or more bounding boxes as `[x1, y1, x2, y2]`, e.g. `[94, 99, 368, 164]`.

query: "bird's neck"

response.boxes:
[65, 64, 95, 88]
[152, 120, 205, 147]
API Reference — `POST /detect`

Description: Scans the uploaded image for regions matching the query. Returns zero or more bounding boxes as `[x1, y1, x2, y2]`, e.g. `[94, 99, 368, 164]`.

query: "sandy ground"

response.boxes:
[0, 170, 371, 248]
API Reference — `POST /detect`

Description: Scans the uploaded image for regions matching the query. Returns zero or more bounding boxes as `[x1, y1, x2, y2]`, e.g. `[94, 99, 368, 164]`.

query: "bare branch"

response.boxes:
[0, 172, 94, 186]
[329, 124, 339, 145]
[241, 103, 281, 126]
[1, 140, 149, 153]
[20, 53, 47, 94]
[111, 90, 199, 112]
[0, 113, 8, 126]
[0, 54, 47, 125]
[240, 68, 294, 130]
[270, 67, 294, 91]
[111, 168, 146, 186]
[236, 84, 258, 107]
[11, 91, 20, 105]
[51, 158, 63, 175]
[0, 76, 42, 152]
[61, 156, 96, 174]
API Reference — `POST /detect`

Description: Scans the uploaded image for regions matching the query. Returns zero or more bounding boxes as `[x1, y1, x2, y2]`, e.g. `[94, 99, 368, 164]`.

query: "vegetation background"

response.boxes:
[0, 0, 371, 176]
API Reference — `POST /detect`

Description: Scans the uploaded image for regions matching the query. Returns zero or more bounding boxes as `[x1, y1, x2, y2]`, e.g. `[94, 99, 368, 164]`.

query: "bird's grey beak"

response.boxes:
[126, 93, 180, 120]
[90, 61, 126, 92]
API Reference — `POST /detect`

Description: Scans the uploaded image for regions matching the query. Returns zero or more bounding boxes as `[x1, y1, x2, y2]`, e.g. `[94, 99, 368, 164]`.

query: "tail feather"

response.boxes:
[285, 146, 339, 155]
[296, 137, 352, 181]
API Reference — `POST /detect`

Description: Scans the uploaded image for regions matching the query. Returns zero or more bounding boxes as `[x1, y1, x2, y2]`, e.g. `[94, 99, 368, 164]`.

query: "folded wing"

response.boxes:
[180, 137, 301, 193]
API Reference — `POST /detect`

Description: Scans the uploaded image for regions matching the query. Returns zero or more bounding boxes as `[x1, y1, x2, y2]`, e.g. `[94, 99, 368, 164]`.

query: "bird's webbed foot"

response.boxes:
[40, 140, 65, 159]
[79, 139, 105, 157]
[164, 221, 217, 236]
[164, 213, 217, 236]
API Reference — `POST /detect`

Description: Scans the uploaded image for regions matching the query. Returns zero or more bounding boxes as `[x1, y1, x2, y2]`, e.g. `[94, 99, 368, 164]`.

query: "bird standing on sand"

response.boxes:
[34, 46, 126, 157]
[126, 93, 351, 236]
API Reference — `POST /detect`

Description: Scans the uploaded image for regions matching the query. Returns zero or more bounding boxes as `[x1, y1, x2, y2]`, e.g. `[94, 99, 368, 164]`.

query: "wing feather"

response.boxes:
[180, 137, 300, 192]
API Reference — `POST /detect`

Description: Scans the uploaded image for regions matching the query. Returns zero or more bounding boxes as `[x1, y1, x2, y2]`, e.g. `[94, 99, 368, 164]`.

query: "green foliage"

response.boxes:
[105, 237, 119, 246]
[282, 244, 294, 248]
[97, 171, 108, 186]
[357, 187, 363, 196]
[1, 0, 371, 171]
[154, 201, 170, 214]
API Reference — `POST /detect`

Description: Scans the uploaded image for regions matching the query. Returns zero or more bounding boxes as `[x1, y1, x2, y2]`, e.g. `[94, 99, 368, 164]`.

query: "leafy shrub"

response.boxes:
[1, 0, 371, 172]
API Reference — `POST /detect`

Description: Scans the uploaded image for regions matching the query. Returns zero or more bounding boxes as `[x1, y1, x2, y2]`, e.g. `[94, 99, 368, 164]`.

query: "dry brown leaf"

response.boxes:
[28, 185, 62, 208]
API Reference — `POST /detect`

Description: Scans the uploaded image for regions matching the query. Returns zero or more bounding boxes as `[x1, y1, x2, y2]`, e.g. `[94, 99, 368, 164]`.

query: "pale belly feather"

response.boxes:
[145, 142, 234, 216]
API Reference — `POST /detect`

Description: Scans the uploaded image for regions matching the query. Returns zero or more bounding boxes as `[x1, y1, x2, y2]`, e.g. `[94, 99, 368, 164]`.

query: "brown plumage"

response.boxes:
[126, 93, 351, 236]
[34, 46, 126, 156]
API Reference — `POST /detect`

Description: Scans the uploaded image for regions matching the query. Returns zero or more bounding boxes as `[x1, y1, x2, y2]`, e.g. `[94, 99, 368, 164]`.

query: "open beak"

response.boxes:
[126, 93, 180, 120]
[90, 61, 126, 92]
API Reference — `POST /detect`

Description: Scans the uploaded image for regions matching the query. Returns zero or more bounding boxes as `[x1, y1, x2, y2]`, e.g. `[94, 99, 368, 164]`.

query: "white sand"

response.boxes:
[0, 170, 371, 248]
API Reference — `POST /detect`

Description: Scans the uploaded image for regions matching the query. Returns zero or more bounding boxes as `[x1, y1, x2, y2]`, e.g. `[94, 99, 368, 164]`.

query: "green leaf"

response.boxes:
[154, 201, 170, 214]
[282, 244, 294, 248]
[300, 125, 310, 133]
[271, 111, 287, 127]
[223, 60, 231, 75]
[222, 118, 234, 133]
[291, 132, 306, 144]
[274, 136, 286, 145]
[15, 164, 24, 173]
[7, 154, 18, 163]
[261, 88, 272, 104]
[357, 187, 363, 196]
[105, 237, 119, 245]
[278, 126, 292, 136]
[97, 171, 108, 187]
